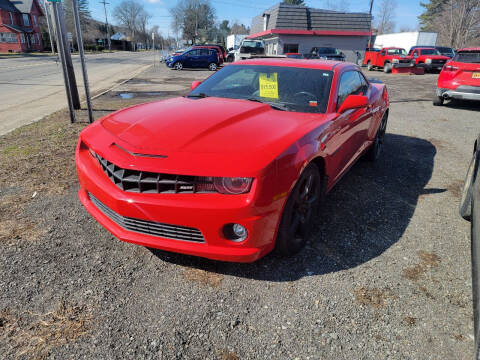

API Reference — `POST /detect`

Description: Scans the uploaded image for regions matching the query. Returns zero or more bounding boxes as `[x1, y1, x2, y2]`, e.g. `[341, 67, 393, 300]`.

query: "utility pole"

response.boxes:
[43, 0, 56, 55]
[50, 0, 75, 123]
[73, 0, 93, 123]
[100, 0, 111, 51]
[368, 0, 374, 48]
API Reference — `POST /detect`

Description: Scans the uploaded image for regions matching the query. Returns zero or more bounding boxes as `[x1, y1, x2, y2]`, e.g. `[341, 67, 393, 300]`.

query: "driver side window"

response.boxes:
[337, 71, 363, 109]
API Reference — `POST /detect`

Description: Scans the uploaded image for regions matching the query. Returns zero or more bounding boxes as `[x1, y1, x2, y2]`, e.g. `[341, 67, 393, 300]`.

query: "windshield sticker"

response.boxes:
[259, 73, 279, 99]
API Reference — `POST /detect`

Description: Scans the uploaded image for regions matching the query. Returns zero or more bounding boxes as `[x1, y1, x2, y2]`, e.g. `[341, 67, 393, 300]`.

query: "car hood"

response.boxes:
[97, 97, 329, 174]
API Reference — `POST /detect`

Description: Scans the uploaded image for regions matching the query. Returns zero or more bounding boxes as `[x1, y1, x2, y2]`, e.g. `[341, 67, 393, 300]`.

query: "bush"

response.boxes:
[95, 45, 104, 52]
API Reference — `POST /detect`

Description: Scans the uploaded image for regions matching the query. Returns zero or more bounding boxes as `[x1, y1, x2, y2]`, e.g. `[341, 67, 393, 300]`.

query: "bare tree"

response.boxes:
[114, 0, 145, 43]
[170, 0, 215, 44]
[375, 0, 396, 34]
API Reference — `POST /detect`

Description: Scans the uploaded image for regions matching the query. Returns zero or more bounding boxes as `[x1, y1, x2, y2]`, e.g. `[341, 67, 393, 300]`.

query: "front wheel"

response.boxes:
[365, 112, 388, 162]
[383, 63, 392, 73]
[367, 61, 373, 71]
[173, 62, 183, 70]
[208, 62, 218, 71]
[275, 163, 322, 256]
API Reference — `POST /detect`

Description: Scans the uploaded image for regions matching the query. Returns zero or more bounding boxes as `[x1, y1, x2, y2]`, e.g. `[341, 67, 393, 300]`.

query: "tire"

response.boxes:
[208, 62, 218, 71]
[460, 153, 477, 221]
[173, 62, 183, 70]
[383, 62, 392, 73]
[472, 195, 480, 360]
[365, 112, 388, 162]
[433, 94, 444, 106]
[275, 163, 322, 256]
[367, 61, 373, 71]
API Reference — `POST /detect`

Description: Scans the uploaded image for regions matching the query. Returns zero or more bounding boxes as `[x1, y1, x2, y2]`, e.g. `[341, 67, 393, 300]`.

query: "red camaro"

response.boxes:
[76, 59, 389, 262]
[434, 48, 480, 106]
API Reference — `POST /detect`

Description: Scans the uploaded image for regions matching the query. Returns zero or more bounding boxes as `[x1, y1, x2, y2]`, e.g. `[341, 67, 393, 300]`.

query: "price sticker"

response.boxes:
[259, 73, 279, 99]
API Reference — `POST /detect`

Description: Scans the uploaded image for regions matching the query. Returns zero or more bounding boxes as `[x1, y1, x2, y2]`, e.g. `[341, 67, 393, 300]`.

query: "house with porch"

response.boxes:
[0, 0, 44, 52]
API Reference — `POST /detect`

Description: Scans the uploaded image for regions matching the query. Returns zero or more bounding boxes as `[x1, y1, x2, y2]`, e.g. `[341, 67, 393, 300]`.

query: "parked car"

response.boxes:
[311, 47, 345, 61]
[235, 39, 265, 61]
[459, 131, 480, 360]
[408, 47, 450, 72]
[191, 44, 226, 64]
[165, 48, 220, 71]
[433, 47, 480, 105]
[408, 45, 437, 54]
[285, 53, 304, 59]
[436, 46, 455, 58]
[76, 59, 389, 262]
[363, 47, 411, 73]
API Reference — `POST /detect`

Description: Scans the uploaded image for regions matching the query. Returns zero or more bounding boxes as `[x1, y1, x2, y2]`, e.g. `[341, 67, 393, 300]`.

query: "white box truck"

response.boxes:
[374, 32, 438, 53]
[226, 34, 247, 51]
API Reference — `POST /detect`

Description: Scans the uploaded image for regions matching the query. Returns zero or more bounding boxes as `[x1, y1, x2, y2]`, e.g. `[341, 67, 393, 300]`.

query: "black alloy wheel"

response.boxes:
[365, 112, 388, 162]
[276, 163, 322, 256]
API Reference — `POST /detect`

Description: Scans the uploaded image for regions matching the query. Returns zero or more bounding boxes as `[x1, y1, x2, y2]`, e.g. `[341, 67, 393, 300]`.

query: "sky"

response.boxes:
[88, 0, 425, 38]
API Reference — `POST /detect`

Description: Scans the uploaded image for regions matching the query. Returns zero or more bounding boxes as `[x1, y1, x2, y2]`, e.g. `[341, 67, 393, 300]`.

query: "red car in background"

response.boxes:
[76, 59, 389, 262]
[408, 47, 450, 72]
[434, 48, 480, 106]
[363, 47, 411, 73]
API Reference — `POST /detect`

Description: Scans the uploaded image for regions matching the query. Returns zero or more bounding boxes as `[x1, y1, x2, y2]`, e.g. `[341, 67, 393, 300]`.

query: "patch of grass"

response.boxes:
[183, 268, 223, 288]
[217, 349, 239, 360]
[1, 300, 92, 359]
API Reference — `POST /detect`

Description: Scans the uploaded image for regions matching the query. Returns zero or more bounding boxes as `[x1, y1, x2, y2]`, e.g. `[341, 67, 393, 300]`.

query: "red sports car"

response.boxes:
[76, 59, 389, 262]
[434, 48, 480, 106]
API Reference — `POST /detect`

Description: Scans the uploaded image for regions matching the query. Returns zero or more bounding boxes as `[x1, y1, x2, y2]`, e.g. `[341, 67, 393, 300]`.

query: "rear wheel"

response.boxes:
[276, 163, 322, 256]
[208, 62, 218, 71]
[367, 61, 373, 71]
[433, 94, 444, 106]
[174, 62, 183, 70]
[383, 62, 392, 73]
[365, 112, 388, 162]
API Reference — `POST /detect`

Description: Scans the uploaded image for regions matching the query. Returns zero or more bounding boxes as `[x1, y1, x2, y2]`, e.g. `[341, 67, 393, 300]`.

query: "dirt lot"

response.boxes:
[1, 64, 480, 359]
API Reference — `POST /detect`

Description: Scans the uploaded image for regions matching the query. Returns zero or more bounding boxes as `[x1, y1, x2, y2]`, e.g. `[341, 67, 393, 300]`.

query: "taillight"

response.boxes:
[443, 64, 459, 71]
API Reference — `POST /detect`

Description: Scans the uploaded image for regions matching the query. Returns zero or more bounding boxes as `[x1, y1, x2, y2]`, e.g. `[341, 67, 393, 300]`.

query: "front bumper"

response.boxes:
[437, 86, 480, 101]
[76, 143, 281, 263]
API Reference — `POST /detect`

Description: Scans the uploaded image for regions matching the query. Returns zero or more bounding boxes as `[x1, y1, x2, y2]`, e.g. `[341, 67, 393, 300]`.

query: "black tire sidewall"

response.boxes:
[472, 196, 480, 358]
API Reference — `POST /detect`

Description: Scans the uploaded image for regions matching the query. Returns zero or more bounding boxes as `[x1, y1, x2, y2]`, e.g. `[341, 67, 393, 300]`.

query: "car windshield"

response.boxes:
[316, 47, 339, 54]
[454, 51, 480, 63]
[437, 47, 454, 54]
[421, 49, 441, 55]
[188, 65, 333, 114]
[387, 48, 406, 55]
[241, 41, 263, 48]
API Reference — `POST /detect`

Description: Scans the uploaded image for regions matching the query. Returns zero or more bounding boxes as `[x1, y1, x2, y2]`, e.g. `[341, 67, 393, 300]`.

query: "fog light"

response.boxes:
[224, 223, 248, 242]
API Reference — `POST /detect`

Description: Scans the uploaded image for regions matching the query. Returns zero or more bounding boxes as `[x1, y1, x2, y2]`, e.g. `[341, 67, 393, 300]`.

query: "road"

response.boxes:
[0, 51, 153, 135]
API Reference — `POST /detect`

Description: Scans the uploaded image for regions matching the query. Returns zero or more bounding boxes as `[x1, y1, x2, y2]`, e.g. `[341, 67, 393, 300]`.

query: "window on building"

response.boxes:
[283, 44, 299, 54]
[37, 33, 41, 45]
[0, 32, 19, 43]
[9, 12, 13, 24]
[33, 15, 37, 26]
[20, 33, 25, 43]
[22, 14, 30, 26]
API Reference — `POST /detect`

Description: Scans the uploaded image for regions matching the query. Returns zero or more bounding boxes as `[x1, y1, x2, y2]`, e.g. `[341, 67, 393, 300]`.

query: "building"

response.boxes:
[0, 0, 44, 52]
[248, 3, 372, 63]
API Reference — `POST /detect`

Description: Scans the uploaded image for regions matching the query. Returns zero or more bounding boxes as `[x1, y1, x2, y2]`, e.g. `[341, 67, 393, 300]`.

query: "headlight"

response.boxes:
[392, 59, 399, 63]
[426, 58, 432, 64]
[214, 177, 253, 194]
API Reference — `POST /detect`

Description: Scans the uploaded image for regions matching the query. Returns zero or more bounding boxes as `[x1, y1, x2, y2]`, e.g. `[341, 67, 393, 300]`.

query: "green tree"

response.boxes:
[282, 0, 305, 5]
[418, 0, 448, 30]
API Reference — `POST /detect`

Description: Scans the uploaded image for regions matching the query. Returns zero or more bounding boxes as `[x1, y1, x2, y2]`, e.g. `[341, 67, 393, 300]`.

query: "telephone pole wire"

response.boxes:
[100, 0, 111, 51]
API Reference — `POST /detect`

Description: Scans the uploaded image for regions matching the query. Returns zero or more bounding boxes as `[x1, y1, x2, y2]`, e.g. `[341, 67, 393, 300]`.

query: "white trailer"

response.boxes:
[226, 34, 247, 51]
[374, 32, 438, 53]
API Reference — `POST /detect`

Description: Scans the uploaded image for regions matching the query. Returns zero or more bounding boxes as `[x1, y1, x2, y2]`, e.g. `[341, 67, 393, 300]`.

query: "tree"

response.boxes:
[282, 0, 305, 5]
[170, 0, 216, 44]
[230, 22, 249, 35]
[419, 0, 480, 48]
[375, 0, 396, 34]
[63, 0, 91, 47]
[114, 0, 146, 42]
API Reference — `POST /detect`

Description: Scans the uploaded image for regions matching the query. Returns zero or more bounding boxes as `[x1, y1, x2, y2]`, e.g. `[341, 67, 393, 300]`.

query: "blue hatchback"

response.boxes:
[166, 48, 219, 71]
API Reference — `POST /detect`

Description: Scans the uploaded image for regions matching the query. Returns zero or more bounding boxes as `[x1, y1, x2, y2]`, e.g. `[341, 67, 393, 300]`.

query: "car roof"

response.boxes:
[457, 47, 480, 52]
[230, 58, 354, 71]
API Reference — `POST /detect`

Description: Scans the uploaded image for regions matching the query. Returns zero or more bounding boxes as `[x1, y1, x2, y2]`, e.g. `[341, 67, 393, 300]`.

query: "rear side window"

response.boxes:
[454, 51, 480, 63]
[199, 49, 209, 56]
[337, 71, 363, 108]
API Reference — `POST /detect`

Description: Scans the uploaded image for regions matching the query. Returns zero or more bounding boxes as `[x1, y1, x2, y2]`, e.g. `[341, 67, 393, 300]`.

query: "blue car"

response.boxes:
[166, 48, 219, 71]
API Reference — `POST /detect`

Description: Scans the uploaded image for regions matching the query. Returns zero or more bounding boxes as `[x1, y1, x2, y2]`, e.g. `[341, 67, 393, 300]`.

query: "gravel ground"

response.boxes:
[1, 65, 480, 359]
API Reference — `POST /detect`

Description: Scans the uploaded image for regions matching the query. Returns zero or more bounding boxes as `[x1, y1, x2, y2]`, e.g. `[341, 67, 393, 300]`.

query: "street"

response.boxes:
[0, 51, 153, 136]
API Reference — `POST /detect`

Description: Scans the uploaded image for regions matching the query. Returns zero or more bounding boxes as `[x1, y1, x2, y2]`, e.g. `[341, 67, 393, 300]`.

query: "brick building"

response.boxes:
[0, 0, 44, 52]
[248, 3, 372, 63]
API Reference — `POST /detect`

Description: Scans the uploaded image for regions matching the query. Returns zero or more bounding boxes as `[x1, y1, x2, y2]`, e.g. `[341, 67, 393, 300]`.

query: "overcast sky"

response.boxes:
[88, 0, 424, 37]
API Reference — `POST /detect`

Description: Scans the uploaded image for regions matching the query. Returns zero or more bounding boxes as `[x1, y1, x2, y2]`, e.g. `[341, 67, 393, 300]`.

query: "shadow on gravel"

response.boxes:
[150, 133, 444, 281]
[444, 99, 480, 111]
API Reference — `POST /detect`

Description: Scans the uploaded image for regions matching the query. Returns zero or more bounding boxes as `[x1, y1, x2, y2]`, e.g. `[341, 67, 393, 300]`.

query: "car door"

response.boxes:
[198, 49, 210, 67]
[186, 49, 200, 67]
[328, 70, 371, 178]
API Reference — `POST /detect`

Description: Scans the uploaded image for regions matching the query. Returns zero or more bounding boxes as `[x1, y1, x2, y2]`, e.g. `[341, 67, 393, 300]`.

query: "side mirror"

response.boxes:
[191, 81, 202, 90]
[337, 95, 368, 113]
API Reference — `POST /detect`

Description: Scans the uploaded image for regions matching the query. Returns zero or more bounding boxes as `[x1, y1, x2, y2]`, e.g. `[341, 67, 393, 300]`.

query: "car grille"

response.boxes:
[399, 59, 410, 64]
[432, 59, 446, 65]
[93, 153, 216, 194]
[89, 193, 205, 242]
